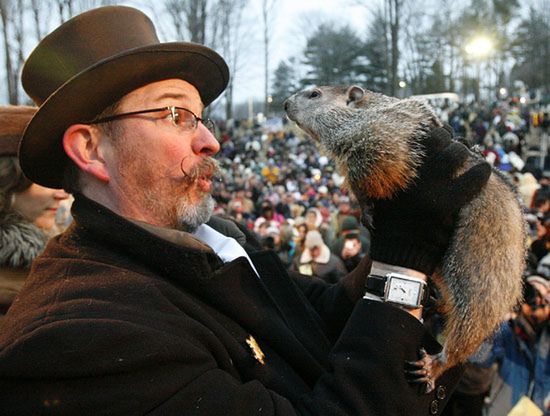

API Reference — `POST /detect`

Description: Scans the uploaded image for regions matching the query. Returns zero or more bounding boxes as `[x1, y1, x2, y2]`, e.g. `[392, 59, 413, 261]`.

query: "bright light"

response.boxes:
[465, 36, 493, 58]
[499, 87, 507, 96]
[267, 95, 273, 103]
[399, 81, 407, 88]
[520, 97, 527, 104]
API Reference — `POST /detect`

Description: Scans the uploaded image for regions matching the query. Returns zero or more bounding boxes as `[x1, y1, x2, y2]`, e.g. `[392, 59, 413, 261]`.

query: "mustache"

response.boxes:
[180, 157, 223, 184]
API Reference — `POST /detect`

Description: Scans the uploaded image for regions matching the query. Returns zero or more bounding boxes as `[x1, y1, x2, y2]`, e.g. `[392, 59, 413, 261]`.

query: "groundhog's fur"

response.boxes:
[285, 85, 526, 389]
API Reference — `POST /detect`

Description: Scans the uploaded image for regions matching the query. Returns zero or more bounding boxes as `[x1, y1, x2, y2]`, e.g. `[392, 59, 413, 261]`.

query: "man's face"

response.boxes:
[102, 79, 220, 231]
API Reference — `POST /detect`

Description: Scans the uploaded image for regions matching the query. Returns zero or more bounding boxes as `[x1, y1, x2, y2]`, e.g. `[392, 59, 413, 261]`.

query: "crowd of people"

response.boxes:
[0, 5, 548, 415]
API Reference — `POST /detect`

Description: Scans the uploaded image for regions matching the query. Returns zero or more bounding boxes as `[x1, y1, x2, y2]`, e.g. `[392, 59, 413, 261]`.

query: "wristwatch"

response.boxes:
[365, 272, 428, 309]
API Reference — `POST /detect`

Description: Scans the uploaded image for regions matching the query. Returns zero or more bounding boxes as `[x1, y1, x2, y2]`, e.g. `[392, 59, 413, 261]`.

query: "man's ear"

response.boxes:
[63, 124, 110, 183]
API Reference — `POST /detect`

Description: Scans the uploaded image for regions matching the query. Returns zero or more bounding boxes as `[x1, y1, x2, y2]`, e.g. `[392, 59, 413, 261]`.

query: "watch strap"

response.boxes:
[365, 274, 387, 297]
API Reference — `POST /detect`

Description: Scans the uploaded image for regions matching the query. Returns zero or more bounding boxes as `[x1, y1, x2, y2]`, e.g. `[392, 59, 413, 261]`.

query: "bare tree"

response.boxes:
[53, 0, 113, 24]
[0, 0, 26, 104]
[30, 0, 53, 41]
[357, 0, 405, 95]
[261, 0, 276, 116]
[164, 0, 208, 43]
[210, 0, 249, 120]
[386, 0, 403, 96]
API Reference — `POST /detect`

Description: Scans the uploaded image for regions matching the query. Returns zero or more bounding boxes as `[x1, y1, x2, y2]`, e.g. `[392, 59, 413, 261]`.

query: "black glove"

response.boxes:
[364, 125, 492, 275]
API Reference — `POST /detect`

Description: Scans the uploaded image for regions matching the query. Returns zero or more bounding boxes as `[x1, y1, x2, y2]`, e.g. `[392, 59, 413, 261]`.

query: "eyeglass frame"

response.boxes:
[85, 106, 216, 134]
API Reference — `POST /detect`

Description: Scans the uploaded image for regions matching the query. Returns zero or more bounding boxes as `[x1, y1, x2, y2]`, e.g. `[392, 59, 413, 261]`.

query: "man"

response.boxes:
[290, 230, 347, 283]
[472, 276, 550, 415]
[0, 6, 489, 415]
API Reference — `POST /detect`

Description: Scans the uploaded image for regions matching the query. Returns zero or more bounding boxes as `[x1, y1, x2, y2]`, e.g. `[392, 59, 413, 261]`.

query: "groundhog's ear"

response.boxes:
[346, 86, 364, 106]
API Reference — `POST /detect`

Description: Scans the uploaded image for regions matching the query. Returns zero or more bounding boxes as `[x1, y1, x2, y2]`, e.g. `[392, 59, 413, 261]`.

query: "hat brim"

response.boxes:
[19, 42, 229, 188]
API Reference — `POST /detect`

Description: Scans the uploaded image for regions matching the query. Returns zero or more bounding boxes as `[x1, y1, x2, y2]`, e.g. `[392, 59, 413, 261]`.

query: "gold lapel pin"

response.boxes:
[246, 335, 266, 365]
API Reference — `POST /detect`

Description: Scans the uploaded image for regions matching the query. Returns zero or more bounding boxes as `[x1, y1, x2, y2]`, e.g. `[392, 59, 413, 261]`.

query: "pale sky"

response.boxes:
[231, 0, 371, 104]
[129, 0, 372, 105]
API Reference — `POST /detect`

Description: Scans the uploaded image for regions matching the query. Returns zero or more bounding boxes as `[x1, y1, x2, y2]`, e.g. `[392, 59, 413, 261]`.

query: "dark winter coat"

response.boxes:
[0, 194, 461, 415]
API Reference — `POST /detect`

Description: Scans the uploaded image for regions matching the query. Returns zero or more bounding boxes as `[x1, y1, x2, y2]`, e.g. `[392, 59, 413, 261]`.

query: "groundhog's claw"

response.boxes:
[405, 348, 442, 394]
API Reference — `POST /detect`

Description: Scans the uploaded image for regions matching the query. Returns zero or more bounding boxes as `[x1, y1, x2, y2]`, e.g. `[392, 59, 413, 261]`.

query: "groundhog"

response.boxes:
[284, 85, 526, 392]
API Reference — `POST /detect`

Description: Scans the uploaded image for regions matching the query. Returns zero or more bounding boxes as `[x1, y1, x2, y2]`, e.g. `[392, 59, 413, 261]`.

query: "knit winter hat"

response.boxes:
[341, 215, 359, 232]
[526, 275, 550, 303]
[0, 106, 38, 157]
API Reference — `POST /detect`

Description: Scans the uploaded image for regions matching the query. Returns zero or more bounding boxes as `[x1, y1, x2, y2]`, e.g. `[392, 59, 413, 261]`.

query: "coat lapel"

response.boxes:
[184, 256, 330, 383]
[249, 251, 332, 363]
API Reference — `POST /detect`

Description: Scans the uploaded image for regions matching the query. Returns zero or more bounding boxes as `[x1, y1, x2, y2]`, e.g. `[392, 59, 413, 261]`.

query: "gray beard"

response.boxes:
[176, 194, 215, 233]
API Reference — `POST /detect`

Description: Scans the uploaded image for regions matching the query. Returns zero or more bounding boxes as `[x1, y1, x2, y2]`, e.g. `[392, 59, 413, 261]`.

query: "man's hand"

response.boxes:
[364, 126, 492, 275]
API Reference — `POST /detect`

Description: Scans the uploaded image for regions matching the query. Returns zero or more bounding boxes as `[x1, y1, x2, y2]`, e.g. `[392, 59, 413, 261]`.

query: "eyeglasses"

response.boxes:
[87, 106, 216, 135]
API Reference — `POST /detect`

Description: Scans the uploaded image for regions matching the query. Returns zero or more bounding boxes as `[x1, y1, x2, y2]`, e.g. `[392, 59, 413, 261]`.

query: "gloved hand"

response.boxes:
[364, 125, 492, 275]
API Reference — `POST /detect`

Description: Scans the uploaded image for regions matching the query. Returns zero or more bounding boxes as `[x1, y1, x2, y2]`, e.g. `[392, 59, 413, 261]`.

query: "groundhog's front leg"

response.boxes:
[405, 348, 447, 393]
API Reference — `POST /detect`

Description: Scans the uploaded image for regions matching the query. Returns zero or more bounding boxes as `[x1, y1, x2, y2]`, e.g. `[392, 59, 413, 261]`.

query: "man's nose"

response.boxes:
[192, 123, 220, 156]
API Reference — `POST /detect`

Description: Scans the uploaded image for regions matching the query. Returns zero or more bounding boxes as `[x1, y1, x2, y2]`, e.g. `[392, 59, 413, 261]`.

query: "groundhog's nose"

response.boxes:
[283, 99, 289, 112]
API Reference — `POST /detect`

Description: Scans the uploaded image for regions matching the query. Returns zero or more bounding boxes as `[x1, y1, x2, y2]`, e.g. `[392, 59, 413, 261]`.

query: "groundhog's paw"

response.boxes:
[405, 348, 444, 394]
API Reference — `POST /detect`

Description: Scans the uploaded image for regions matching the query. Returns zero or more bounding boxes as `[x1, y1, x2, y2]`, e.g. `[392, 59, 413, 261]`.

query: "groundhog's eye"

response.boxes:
[308, 90, 321, 99]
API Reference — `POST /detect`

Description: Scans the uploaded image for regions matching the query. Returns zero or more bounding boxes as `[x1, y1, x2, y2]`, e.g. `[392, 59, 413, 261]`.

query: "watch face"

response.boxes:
[386, 276, 421, 306]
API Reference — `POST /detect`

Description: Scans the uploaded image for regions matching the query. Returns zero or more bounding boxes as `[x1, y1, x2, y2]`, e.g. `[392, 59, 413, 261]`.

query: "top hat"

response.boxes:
[19, 5, 229, 188]
[0, 105, 38, 157]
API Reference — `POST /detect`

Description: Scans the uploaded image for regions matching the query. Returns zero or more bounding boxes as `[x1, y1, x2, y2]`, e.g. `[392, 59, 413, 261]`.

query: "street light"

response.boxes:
[464, 36, 493, 59]
[464, 35, 494, 102]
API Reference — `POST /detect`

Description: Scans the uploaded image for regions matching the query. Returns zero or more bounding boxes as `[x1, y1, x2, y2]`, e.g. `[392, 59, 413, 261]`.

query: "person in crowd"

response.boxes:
[293, 220, 308, 259]
[533, 192, 550, 218]
[274, 220, 297, 268]
[536, 251, 550, 280]
[254, 199, 284, 232]
[337, 233, 365, 273]
[329, 195, 353, 235]
[530, 214, 550, 263]
[471, 275, 550, 415]
[304, 206, 333, 245]
[532, 174, 550, 209]
[0, 6, 490, 414]
[331, 216, 370, 255]
[518, 172, 541, 209]
[290, 230, 347, 283]
[330, 216, 371, 273]
[227, 186, 254, 217]
[0, 105, 69, 318]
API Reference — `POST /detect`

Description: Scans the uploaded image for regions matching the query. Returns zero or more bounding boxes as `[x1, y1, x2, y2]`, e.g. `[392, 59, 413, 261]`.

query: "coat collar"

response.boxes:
[70, 194, 224, 281]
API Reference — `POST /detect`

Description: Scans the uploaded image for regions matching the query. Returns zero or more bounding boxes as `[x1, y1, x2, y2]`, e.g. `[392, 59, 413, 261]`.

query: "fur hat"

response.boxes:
[19, 5, 229, 188]
[0, 106, 38, 157]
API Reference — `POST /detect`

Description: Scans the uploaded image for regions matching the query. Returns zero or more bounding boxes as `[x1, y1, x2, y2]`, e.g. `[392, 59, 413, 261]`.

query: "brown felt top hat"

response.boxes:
[0, 105, 38, 157]
[19, 5, 229, 188]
